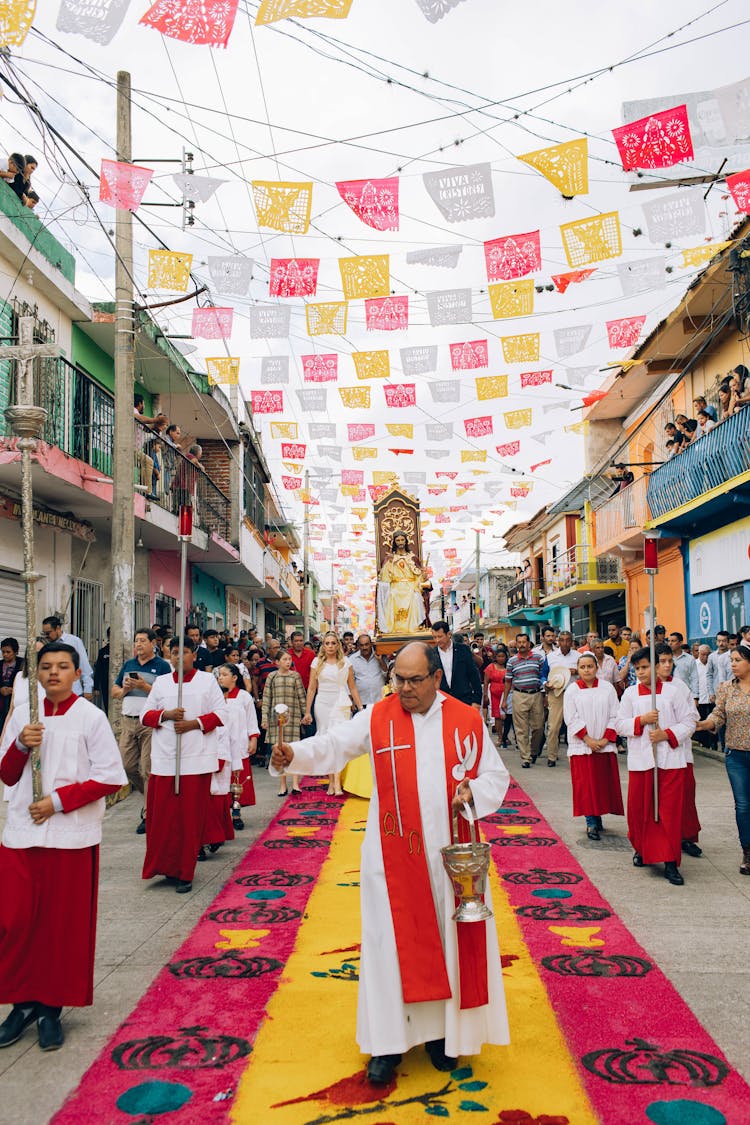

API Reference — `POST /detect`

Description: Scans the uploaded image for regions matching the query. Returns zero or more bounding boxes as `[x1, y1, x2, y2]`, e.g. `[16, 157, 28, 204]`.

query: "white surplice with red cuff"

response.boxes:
[615, 680, 696, 771]
[563, 678, 619, 757]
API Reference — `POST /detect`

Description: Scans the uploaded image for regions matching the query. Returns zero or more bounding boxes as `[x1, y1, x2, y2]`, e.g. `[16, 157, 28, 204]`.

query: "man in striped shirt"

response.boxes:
[502, 634, 548, 768]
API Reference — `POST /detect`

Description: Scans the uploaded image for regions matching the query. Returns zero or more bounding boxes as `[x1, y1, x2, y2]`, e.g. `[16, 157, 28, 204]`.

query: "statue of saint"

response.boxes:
[377, 532, 426, 635]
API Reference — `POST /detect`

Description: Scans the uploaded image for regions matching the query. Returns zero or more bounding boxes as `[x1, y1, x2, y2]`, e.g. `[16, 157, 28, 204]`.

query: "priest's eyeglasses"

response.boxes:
[391, 672, 433, 687]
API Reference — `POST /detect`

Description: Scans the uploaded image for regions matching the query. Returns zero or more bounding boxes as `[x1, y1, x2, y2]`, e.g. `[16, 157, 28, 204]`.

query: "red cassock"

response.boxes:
[143, 774, 211, 883]
[238, 759, 256, 807]
[627, 768, 685, 865]
[570, 755, 624, 818]
[682, 763, 701, 843]
[203, 793, 235, 845]
[141, 670, 225, 883]
[563, 679, 624, 818]
[0, 845, 98, 1007]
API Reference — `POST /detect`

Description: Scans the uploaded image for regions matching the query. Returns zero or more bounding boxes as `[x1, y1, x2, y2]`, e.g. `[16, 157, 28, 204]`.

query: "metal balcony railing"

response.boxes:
[544, 544, 623, 595]
[593, 475, 651, 551]
[135, 420, 231, 540]
[1, 356, 115, 475]
[646, 408, 750, 519]
[506, 577, 545, 610]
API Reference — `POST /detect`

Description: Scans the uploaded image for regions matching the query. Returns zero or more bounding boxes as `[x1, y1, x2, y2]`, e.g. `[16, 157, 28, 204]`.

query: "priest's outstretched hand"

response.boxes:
[271, 742, 294, 771]
[452, 780, 475, 813]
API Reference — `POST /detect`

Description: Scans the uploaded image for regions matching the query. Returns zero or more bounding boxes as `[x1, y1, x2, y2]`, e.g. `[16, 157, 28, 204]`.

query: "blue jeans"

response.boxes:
[725, 749, 750, 848]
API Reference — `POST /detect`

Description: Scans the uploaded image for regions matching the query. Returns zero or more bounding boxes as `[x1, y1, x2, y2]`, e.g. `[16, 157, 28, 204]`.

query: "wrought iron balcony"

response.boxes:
[646, 408, 750, 519]
[593, 475, 651, 554]
[505, 577, 546, 610]
[543, 543, 623, 600]
[1, 355, 115, 475]
[135, 421, 231, 541]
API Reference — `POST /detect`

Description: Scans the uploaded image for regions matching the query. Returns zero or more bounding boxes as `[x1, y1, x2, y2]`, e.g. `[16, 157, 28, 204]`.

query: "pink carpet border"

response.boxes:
[485, 778, 749, 1125]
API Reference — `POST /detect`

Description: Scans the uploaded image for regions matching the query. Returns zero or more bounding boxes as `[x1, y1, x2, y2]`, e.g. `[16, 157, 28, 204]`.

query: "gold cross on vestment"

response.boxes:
[374, 720, 411, 836]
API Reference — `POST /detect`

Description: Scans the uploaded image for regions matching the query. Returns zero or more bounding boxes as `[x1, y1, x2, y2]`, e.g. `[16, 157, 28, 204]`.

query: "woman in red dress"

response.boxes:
[483, 648, 508, 742]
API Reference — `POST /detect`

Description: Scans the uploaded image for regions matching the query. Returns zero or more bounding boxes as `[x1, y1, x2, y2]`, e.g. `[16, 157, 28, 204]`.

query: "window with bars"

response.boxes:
[71, 577, 104, 664]
[154, 593, 176, 631]
[134, 592, 151, 633]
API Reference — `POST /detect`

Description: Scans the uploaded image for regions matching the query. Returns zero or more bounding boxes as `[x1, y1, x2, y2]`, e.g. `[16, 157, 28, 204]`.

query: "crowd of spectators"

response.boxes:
[664, 366, 749, 458]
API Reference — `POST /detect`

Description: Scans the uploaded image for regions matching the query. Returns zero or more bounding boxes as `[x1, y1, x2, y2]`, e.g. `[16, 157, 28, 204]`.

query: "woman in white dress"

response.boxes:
[303, 632, 363, 795]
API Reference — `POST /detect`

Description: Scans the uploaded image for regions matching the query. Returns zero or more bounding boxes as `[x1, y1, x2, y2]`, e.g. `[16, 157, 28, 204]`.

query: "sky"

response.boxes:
[1, 0, 748, 625]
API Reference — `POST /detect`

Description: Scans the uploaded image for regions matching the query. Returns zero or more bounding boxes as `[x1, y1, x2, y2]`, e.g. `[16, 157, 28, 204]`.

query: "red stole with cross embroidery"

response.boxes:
[370, 692, 489, 1009]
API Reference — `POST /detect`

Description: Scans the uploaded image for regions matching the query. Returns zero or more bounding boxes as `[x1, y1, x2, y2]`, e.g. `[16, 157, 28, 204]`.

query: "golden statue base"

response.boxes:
[374, 631, 434, 658]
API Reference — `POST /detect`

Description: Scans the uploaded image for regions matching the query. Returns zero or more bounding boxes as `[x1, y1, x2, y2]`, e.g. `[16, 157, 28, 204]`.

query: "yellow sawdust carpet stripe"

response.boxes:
[231, 798, 597, 1124]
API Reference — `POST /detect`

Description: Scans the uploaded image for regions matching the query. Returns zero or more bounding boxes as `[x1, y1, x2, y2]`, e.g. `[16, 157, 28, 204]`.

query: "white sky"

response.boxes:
[1, 0, 748, 622]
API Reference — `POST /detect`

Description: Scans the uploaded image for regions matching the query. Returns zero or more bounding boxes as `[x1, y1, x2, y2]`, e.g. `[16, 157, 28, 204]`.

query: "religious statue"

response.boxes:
[377, 532, 427, 635]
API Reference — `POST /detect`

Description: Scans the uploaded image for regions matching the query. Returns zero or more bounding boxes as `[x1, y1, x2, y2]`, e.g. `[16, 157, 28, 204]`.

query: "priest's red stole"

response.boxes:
[371, 693, 489, 1009]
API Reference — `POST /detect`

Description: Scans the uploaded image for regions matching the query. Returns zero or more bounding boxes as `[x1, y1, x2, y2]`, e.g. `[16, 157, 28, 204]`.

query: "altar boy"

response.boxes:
[141, 639, 226, 894]
[0, 643, 126, 1051]
[615, 646, 695, 886]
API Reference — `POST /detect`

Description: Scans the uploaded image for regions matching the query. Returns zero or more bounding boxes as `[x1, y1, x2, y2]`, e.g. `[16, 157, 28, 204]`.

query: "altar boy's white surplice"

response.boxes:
[277, 691, 510, 1058]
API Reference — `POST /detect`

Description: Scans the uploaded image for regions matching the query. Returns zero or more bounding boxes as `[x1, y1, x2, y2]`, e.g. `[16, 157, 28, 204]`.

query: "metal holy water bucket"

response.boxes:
[441, 802, 493, 923]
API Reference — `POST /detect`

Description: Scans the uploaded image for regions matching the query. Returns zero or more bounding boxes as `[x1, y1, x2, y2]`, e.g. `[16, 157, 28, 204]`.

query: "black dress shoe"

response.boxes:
[586, 826, 600, 841]
[232, 816, 244, 831]
[175, 880, 193, 894]
[426, 1038, 458, 1072]
[135, 818, 146, 835]
[366, 1053, 401, 1084]
[682, 840, 702, 857]
[37, 1014, 64, 1051]
[196, 847, 207, 862]
[0, 1004, 37, 1048]
[547, 759, 556, 767]
[632, 852, 644, 867]
[664, 862, 684, 886]
[521, 762, 531, 769]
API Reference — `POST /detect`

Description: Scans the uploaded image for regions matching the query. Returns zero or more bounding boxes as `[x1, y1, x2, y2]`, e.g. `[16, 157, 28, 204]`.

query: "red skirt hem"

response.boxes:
[143, 773, 211, 883]
[627, 767, 685, 865]
[203, 795, 235, 845]
[570, 753, 624, 818]
[239, 758, 256, 807]
[682, 762, 701, 841]
[0, 845, 98, 1007]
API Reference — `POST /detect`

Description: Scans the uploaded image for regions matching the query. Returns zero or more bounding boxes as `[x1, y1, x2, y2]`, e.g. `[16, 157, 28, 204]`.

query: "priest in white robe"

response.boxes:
[272, 641, 510, 1085]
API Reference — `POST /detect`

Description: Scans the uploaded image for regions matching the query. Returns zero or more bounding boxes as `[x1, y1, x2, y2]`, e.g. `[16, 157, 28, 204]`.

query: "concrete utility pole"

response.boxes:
[302, 468, 310, 640]
[474, 529, 481, 633]
[0, 317, 61, 800]
[110, 70, 135, 718]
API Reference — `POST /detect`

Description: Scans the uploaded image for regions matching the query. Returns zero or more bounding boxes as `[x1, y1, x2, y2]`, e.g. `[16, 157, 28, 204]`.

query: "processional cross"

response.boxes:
[0, 316, 61, 801]
[374, 719, 412, 836]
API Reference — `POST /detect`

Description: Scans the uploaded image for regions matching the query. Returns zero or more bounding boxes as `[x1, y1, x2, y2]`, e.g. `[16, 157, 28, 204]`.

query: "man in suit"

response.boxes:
[431, 621, 482, 709]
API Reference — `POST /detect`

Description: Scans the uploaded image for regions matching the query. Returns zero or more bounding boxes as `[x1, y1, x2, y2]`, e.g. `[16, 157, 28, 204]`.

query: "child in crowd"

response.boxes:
[0, 643, 126, 1051]
[216, 663, 258, 833]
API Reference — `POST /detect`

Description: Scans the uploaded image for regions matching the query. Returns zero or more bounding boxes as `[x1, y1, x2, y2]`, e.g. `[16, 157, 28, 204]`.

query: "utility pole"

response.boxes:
[110, 70, 135, 719]
[474, 529, 481, 634]
[302, 468, 310, 640]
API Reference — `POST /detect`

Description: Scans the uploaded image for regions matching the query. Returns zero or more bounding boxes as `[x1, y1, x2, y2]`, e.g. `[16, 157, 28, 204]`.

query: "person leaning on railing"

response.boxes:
[696, 643, 750, 876]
